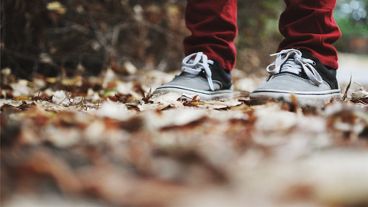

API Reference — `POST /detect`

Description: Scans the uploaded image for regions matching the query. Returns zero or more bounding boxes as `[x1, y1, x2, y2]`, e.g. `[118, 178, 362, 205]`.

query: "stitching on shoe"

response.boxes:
[213, 80, 223, 89]
[252, 89, 341, 95]
[156, 85, 232, 95]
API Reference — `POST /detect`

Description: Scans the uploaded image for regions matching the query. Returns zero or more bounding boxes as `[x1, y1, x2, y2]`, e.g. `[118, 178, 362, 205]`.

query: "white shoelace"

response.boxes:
[266, 49, 323, 86]
[181, 52, 215, 91]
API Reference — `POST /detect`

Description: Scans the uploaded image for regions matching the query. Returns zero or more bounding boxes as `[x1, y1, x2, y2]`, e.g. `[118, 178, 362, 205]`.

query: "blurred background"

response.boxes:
[1, 0, 367, 79]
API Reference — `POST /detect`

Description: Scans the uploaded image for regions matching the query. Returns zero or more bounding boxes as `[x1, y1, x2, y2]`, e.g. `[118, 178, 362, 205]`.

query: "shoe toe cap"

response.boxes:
[158, 75, 223, 91]
[254, 73, 332, 93]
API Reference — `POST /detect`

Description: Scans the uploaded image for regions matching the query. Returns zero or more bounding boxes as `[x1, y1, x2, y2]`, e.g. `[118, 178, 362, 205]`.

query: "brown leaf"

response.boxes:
[181, 95, 201, 107]
[142, 88, 154, 104]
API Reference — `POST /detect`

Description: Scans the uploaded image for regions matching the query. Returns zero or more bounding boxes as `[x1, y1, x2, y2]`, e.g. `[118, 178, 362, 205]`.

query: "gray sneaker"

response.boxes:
[251, 49, 341, 106]
[154, 52, 233, 100]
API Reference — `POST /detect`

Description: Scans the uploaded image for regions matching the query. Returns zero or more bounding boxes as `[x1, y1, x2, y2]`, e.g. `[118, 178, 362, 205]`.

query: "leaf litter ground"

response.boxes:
[1, 69, 368, 207]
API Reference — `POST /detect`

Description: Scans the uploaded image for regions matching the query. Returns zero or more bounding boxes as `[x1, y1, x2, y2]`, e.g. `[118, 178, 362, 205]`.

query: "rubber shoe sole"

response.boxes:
[250, 89, 341, 106]
[154, 85, 233, 100]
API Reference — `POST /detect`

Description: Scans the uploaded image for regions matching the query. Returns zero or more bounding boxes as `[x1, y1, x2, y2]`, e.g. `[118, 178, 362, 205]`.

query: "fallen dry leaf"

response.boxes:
[1, 69, 368, 207]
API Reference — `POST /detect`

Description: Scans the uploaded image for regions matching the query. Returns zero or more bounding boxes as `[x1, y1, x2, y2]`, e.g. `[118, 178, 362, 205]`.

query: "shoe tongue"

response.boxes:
[279, 58, 311, 80]
[188, 59, 195, 64]
[280, 58, 302, 74]
[188, 60, 204, 69]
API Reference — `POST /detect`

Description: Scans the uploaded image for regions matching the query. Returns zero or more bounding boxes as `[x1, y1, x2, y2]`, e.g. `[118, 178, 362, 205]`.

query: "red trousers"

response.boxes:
[184, 0, 341, 71]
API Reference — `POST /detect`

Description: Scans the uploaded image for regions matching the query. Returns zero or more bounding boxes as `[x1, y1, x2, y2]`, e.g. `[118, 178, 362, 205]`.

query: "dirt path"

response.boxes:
[338, 53, 368, 85]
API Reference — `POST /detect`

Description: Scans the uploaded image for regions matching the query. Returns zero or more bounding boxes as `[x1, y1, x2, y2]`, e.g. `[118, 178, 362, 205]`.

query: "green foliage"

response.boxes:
[334, 0, 368, 53]
[237, 0, 282, 48]
[337, 18, 368, 38]
[335, 0, 368, 37]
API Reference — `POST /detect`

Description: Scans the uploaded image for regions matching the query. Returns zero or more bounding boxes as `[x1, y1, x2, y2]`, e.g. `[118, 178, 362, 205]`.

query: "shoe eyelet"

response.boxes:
[312, 61, 317, 66]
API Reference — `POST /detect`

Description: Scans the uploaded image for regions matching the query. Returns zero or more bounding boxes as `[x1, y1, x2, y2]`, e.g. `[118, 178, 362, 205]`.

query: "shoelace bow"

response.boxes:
[266, 49, 323, 86]
[181, 52, 215, 91]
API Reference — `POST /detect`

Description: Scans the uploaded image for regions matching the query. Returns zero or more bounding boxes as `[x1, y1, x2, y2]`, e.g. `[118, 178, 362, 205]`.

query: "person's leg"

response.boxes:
[278, 0, 341, 69]
[154, 0, 238, 100]
[251, 0, 342, 106]
[184, 0, 238, 72]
